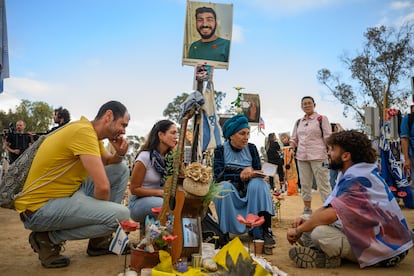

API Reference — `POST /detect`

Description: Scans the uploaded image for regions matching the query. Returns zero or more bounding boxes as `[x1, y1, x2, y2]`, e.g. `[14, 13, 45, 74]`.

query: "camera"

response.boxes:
[7, 122, 14, 134]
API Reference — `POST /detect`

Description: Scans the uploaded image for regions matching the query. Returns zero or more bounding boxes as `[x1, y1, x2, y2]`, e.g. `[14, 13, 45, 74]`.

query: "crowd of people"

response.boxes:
[1, 97, 413, 271]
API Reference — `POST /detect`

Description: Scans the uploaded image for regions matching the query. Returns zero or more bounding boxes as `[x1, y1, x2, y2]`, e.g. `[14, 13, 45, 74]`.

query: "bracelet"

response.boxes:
[116, 153, 125, 158]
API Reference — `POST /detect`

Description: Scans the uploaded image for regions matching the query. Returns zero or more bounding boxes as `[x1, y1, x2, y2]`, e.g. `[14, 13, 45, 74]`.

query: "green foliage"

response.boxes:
[317, 23, 414, 125]
[0, 100, 53, 133]
[163, 150, 177, 184]
[230, 91, 243, 114]
[1, 100, 53, 152]
[163, 93, 190, 123]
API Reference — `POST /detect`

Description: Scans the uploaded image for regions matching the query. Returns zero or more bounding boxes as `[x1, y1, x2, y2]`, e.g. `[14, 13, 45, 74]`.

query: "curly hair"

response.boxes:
[326, 130, 377, 164]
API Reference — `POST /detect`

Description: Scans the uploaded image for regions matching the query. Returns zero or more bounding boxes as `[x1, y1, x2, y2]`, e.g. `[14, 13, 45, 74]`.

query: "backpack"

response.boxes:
[0, 133, 78, 209]
[0, 134, 47, 209]
[296, 117, 323, 137]
[201, 206, 230, 248]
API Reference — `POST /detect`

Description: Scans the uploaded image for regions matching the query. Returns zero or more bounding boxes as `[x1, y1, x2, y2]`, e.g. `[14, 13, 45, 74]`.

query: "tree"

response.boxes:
[163, 90, 226, 123]
[1, 100, 53, 154]
[317, 23, 414, 125]
[16, 100, 53, 133]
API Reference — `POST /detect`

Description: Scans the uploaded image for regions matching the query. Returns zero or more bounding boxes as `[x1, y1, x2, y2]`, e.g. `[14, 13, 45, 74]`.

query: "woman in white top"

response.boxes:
[128, 120, 178, 224]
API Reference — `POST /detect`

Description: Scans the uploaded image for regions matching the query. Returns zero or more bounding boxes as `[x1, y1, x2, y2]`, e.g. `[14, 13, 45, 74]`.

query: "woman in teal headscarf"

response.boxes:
[213, 114, 276, 246]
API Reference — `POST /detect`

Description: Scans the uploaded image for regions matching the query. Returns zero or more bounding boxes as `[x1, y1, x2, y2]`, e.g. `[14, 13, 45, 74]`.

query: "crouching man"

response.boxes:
[287, 130, 412, 268]
[15, 101, 131, 268]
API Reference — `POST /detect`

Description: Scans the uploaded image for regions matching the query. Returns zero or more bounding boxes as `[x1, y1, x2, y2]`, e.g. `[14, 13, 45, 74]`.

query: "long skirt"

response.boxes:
[213, 178, 275, 235]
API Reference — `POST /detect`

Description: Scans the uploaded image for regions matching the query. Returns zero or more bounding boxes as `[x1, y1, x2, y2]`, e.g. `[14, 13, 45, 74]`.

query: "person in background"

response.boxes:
[47, 107, 71, 133]
[289, 96, 332, 215]
[14, 101, 131, 268]
[128, 120, 178, 225]
[5, 120, 32, 164]
[265, 132, 284, 191]
[213, 114, 276, 246]
[287, 130, 412, 269]
[280, 133, 299, 196]
[188, 6, 230, 62]
[401, 105, 414, 183]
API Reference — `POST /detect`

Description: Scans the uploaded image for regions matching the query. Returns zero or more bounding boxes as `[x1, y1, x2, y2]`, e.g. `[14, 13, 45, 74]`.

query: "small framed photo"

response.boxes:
[182, 217, 199, 247]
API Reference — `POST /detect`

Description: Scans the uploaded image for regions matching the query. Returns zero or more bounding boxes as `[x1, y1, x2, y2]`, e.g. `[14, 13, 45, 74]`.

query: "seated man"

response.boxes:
[287, 130, 413, 268]
[15, 101, 131, 268]
[213, 114, 275, 246]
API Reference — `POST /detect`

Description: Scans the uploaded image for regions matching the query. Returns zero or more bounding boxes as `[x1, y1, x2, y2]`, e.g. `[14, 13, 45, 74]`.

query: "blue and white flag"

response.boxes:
[0, 0, 9, 93]
[379, 122, 414, 208]
[200, 81, 223, 151]
[109, 225, 129, 255]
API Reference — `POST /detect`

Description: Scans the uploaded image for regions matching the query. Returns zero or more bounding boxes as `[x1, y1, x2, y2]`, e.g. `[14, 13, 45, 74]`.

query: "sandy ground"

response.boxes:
[1, 192, 413, 276]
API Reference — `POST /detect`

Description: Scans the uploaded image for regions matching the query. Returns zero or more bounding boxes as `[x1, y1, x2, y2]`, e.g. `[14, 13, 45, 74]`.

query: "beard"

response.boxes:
[329, 157, 344, 171]
[197, 25, 216, 40]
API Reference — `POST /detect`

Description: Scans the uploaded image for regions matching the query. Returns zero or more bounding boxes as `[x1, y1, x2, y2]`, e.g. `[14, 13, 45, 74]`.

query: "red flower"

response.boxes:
[237, 214, 265, 227]
[389, 186, 397, 192]
[397, 191, 407, 198]
[151, 206, 162, 214]
[212, 44, 217, 49]
[120, 220, 139, 232]
[162, 235, 178, 242]
[317, 115, 322, 121]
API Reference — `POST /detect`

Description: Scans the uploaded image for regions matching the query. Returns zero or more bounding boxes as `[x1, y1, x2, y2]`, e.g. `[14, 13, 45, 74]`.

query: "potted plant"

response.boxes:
[130, 216, 177, 272]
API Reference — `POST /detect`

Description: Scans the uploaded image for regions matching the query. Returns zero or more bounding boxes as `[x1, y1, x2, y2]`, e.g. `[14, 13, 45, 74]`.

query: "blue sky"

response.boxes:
[1, 0, 413, 148]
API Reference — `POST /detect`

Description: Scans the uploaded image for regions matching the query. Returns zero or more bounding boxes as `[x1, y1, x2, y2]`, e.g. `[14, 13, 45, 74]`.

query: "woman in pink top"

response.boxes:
[289, 96, 332, 214]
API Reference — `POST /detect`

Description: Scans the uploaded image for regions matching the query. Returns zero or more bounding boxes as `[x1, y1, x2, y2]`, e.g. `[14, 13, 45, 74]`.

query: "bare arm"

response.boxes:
[130, 161, 163, 197]
[79, 154, 110, 200]
[4, 143, 19, 155]
[401, 137, 412, 170]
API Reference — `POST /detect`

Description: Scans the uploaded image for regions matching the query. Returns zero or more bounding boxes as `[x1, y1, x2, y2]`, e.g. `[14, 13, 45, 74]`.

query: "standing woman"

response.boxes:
[289, 96, 332, 214]
[265, 132, 284, 191]
[129, 120, 178, 224]
[213, 114, 276, 246]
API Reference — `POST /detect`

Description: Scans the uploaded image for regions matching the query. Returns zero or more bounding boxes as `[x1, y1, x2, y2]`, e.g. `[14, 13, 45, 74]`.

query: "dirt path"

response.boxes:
[1, 193, 413, 275]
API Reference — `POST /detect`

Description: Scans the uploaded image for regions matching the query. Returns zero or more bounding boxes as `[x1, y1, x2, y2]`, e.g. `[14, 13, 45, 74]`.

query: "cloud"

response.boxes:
[0, 92, 21, 112]
[4, 77, 63, 98]
[390, 1, 412, 10]
[380, 0, 414, 26]
[231, 24, 244, 43]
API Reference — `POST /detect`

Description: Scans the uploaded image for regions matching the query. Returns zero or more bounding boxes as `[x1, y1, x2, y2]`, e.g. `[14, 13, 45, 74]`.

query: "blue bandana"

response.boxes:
[222, 114, 249, 139]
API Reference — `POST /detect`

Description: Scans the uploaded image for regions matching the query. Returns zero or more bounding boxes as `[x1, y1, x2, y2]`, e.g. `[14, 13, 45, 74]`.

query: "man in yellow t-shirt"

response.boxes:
[15, 101, 131, 269]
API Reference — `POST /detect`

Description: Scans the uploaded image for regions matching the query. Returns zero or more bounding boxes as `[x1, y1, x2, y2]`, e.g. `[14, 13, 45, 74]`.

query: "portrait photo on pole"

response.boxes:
[241, 93, 261, 124]
[194, 63, 213, 82]
[182, 1, 233, 70]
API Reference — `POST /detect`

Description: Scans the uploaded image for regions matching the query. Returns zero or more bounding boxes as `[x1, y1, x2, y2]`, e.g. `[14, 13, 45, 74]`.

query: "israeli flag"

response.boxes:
[109, 225, 129, 255]
[0, 0, 9, 93]
[200, 81, 223, 151]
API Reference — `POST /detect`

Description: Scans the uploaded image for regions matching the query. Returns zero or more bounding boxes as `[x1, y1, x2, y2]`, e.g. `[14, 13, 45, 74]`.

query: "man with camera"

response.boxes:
[4, 120, 33, 164]
[47, 107, 71, 134]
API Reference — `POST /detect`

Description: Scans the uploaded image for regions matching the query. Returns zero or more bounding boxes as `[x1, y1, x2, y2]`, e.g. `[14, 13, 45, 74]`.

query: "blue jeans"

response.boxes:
[329, 169, 339, 190]
[128, 195, 163, 225]
[21, 163, 130, 244]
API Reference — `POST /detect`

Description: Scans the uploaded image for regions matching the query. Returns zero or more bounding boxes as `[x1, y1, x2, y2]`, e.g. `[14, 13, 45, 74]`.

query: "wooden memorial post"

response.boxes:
[159, 66, 214, 264]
